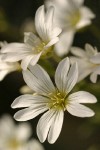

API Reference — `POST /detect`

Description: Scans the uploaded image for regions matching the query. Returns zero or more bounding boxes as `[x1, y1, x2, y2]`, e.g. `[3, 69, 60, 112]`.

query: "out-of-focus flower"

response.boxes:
[45, 0, 95, 56]
[11, 57, 97, 144]
[20, 18, 36, 33]
[20, 85, 33, 94]
[25, 139, 45, 150]
[70, 44, 100, 83]
[0, 114, 32, 150]
[0, 42, 20, 81]
[1, 5, 62, 70]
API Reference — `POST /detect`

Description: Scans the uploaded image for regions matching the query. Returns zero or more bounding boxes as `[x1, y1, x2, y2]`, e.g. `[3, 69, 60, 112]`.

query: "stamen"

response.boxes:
[32, 42, 52, 56]
[48, 90, 67, 110]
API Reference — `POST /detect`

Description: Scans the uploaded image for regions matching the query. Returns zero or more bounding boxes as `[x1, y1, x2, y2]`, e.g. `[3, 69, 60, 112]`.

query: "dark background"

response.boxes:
[0, 0, 100, 150]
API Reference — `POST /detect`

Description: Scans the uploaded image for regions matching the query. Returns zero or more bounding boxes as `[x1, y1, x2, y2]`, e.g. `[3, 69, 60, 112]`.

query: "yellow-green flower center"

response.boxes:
[7, 138, 21, 149]
[48, 90, 67, 110]
[35, 42, 46, 53]
[69, 10, 81, 27]
[33, 42, 52, 57]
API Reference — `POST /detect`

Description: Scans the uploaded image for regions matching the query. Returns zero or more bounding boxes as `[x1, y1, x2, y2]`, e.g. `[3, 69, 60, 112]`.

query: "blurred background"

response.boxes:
[0, 0, 100, 150]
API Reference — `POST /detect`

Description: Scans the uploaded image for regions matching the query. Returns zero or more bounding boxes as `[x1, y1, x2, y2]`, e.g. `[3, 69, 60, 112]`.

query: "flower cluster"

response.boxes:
[0, 0, 99, 148]
[70, 44, 100, 83]
[0, 114, 44, 150]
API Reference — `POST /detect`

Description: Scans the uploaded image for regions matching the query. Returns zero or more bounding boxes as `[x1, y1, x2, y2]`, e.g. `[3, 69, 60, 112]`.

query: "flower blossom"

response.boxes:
[0, 114, 32, 150]
[11, 57, 97, 144]
[1, 5, 62, 70]
[20, 85, 33, 94]
[26, 139, 45, 150]
[0, 42, 20, 81]
[45, 0, 95, 56]
[71, 44, 100, 83]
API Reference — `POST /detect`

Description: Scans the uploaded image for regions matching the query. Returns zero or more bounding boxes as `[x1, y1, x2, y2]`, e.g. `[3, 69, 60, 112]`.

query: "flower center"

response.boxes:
[32, 42, 46, 54]
[7, 138, 21, 149]
[48, 90, 67, 110]
[33, 42, 52, 56]
[69, 10, 81, 27]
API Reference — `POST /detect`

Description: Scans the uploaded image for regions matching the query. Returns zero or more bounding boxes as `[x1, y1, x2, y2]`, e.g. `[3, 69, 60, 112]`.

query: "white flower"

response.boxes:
[1, 5, 62, 70]
[20, 85, 33, 94]
[45, 0, 95, 56]
[25, 139, 45, 150]
[0, 42, 20, 81]
[0, 56, 20, 81]
[11, 57, 97, 144]
[71, 44, 100, 83]
[0, 114, 32, 150]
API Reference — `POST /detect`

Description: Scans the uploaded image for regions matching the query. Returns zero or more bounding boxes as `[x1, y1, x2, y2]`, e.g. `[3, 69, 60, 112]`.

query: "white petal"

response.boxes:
[78, 69, 92, 82]
[93, 66, 100, 74]
[71, 47, 87, 58]
[55, 58, 78, 94]
[76, 20, 91, 30]
[0, 62, 19, 81]
[21, 52, 41, 70]
[20, 85, 33, 94]
[90, 73, 98, 83]
[1, 43, 28, 53]
[50, 27, 62, 39]
[68, 91, 97, 103]
[14, 106, 48, 121]
[35, 5, 61, 44]
[81, 7, 95, 19]
[26, 139, 45, 150]
[0, 60, 19, 69]
[35, 5, 47, 41]
[66, 103, 95, 117]
[45, 37, 59, 48]
[0, 70, 9, 81]
[55, 57, 70, 94]
[48, 110, 64, 144]
[45, 6, 54, 32]
[45, 0, 67, 10]
[77, 61, 92, 82]
[70, 58, 92, 82]
[16, 123, 32, 141]
[2, 53, 28, 62]
[64, 62, 78, 94]
[0, 115, 15, 136]
[37, 109, 56, 143]
[30, 52, 42, 66]
[54, 30, 74, 56]
[85, 43, 97, 57]
[23, 64, 55, 96]
[24, 32, 41, 47]
[0, 41, 7, 48]
[76, 0, 84, 6]
[21, 55, 34, 70]
[90, 53, 100, 64]
[76, 7, 95, 30]
[11, 94, 50, 108]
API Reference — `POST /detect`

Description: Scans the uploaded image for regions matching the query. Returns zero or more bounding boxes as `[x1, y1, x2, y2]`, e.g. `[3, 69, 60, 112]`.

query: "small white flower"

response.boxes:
[0, 114, 32, 150]
[71, 44, 100, 83]
[1, 5, 62, 70]
[11, 57, 97, 144]
[0, 42, 20, 81]
[45, 0, 95, 56]
[20, 85, 33, 94]
[25, 139, 45, 150]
